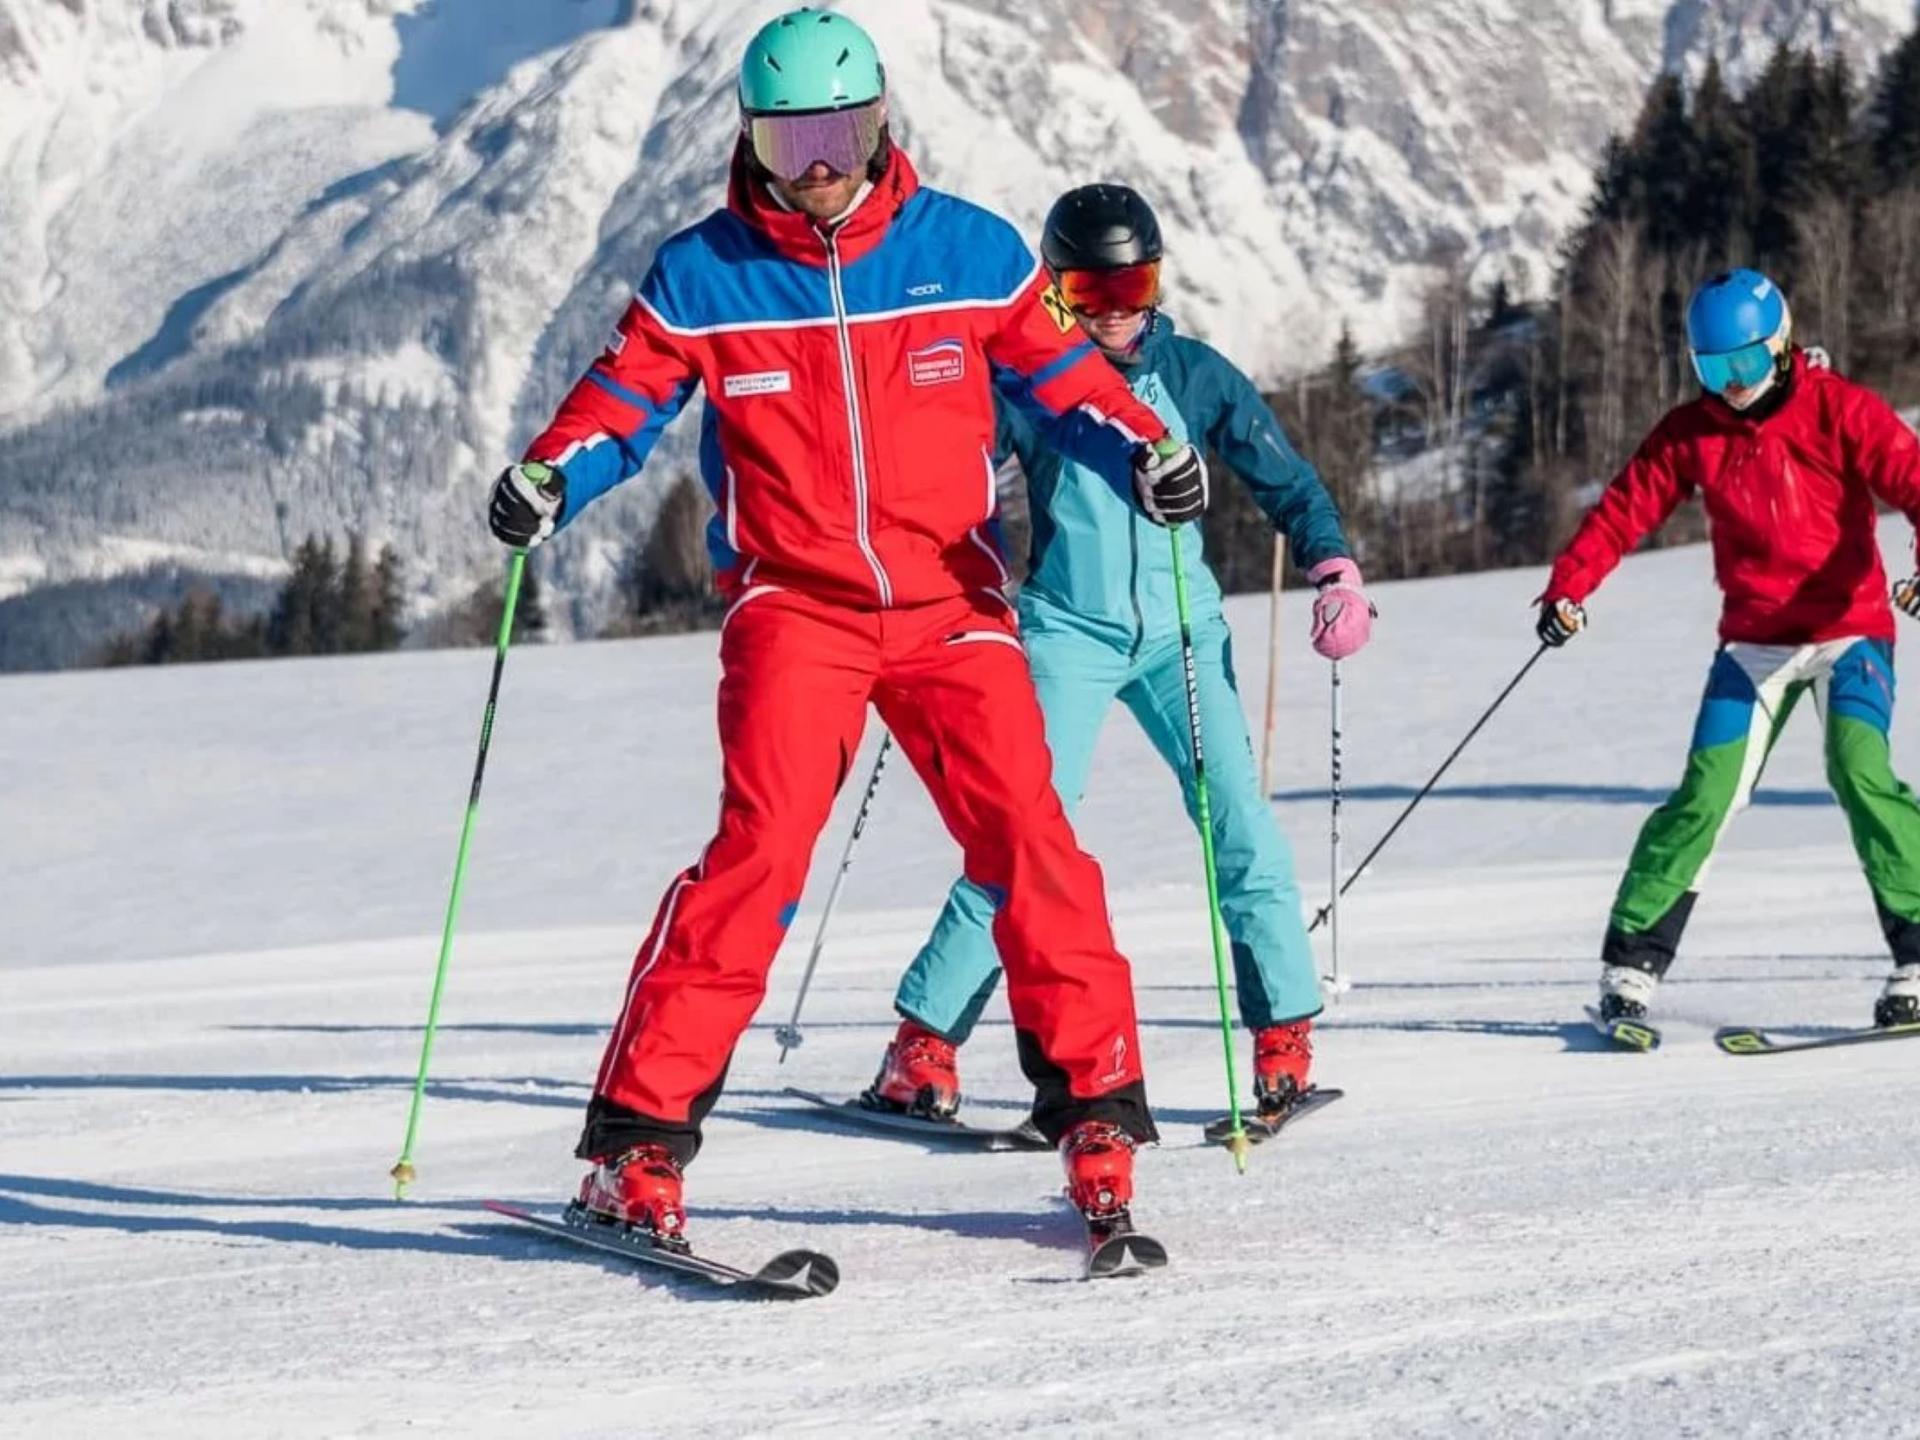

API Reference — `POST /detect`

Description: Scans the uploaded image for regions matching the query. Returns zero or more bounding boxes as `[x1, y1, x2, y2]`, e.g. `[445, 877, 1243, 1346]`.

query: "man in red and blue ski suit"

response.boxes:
[495, 120, 1189, 1208]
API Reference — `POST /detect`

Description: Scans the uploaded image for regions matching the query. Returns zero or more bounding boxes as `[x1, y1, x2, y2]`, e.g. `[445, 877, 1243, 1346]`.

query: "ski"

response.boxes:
[1203, 1086, 1344, 1147]
[781, 1086, 1051, 1152]
[1587, 1006, 1662, 1052]
[482, 1201, 839, 1300]
[1714, 1021, 1920, 1056]
[1081, 1210, 1169, 1280]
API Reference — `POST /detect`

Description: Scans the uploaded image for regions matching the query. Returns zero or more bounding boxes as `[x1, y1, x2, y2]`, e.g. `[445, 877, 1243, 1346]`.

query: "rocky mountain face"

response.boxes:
[1, 0, 1912, 665]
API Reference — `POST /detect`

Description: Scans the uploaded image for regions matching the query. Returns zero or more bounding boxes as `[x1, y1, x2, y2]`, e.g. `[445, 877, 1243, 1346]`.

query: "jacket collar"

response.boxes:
[727, 140, 919, 266]
[1106, 310, 1175, 371]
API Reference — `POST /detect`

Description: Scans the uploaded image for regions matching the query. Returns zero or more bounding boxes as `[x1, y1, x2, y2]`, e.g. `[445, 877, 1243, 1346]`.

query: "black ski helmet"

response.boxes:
[1041, 184, 1163, 273]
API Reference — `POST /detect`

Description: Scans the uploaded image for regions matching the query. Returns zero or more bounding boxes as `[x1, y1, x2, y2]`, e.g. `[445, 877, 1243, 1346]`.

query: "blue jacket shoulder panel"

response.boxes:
[838, 188, 1037, 314]
[640, 207, 832, 333]
[1159, 332, 1349, 571]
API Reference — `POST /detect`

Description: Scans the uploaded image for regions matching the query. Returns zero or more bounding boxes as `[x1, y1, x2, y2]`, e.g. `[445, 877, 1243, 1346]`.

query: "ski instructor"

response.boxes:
[866, 184, 1371, 1130]
[485, 9, 1202, 1242]
[1538, 267, 1920, 1034]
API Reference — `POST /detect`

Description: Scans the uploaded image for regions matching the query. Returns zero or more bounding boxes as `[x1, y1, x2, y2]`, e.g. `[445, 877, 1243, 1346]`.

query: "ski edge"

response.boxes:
[781, 1086, 1051, 1152]
[481, 1200, 839, 1299]
[1713, 1021, 1920, 1056]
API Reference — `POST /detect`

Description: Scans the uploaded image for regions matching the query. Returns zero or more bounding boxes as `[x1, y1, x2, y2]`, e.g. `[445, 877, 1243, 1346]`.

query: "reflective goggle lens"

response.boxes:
[746, 101, 885, 182]
[1055, 261, 1162, 315]
[1691, 340, 1775, 394]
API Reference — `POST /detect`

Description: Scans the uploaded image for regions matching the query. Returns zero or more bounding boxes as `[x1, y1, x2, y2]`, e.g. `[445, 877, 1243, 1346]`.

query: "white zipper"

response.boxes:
[824, 232, 894, 606]
[724, 464, 739, 552]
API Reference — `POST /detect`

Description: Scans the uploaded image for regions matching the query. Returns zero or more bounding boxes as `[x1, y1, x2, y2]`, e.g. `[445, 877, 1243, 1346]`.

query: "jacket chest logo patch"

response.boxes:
[723, 370, 791, 398]
[907, 339, 965, 387]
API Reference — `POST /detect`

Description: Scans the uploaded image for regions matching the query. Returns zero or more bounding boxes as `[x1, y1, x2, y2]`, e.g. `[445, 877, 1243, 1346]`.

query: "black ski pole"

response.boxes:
[1306, 643, 1549, 933]
[774, 731, 892, 1061]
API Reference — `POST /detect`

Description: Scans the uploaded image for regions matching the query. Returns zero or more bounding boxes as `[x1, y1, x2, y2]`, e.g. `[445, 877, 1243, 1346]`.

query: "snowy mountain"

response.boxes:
[1, 0, 1915, 664]
[7, 548, 1920, 1432]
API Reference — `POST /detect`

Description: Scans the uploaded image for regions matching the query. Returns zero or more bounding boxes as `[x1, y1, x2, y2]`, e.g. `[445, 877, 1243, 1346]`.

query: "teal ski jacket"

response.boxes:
[994, 313, 1350, 650]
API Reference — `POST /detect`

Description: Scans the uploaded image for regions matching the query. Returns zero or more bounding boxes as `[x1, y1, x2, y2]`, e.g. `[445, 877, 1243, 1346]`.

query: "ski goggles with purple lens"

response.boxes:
[745, 99, 886, 182]
[1691, 340, 1776, 395]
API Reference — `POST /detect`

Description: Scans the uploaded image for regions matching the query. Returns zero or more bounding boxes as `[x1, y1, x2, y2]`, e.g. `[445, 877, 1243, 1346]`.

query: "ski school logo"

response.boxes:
[1100, 1034, 1130, 1085]
[723, 369, 792, 398]
[1040, 283, 1076, 334]
[907, 338, 965, 387]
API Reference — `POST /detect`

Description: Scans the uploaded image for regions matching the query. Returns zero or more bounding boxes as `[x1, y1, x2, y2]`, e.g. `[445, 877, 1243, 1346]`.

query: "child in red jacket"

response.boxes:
[1538, 268, 1920, 1033]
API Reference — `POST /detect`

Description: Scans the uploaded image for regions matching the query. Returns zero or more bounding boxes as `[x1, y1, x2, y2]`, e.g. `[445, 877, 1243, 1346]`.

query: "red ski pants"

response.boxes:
[577, 587, 1154, 1165]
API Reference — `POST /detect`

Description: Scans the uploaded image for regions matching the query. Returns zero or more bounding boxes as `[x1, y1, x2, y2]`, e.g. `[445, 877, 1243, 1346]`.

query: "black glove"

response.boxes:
[1132, 440, 1208, 526]
[1894, 575, 1920, 619]
[488, 462, 567, 548]
[1537, 597, 1587, 647]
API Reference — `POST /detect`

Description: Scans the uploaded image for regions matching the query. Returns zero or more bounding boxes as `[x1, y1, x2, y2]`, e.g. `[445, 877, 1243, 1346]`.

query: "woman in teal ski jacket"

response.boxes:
[867, 184, 1374, 1122]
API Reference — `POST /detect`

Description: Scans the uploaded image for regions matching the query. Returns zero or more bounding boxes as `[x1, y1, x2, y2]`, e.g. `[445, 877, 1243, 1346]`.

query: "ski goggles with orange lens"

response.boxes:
[745, 100, 886, 182]
[1055, 261, 1162, 316]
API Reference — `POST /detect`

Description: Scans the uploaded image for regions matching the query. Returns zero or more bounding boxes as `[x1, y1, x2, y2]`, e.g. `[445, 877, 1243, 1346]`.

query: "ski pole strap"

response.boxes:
[1307, 642, 1548, 933]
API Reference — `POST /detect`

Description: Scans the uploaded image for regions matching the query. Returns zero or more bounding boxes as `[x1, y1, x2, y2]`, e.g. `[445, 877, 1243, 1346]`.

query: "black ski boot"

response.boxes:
[1874, 964, 1920, 1029]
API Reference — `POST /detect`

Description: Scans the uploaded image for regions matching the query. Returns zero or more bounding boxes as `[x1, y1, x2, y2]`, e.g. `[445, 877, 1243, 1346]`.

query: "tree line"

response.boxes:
[101, 533, 408, 665]
[1202, 29, 1920, 591]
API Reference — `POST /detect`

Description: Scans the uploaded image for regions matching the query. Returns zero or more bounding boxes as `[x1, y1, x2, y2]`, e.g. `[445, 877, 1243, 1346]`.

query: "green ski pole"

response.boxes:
[390, 549, 527, 1199]
[1168, 526, 1251, 1173]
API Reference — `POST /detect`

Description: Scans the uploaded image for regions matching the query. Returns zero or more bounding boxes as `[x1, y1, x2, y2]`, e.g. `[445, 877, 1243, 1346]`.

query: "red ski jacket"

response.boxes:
[1546, 352, 1920, 645]
[524, 145, 1168, 608]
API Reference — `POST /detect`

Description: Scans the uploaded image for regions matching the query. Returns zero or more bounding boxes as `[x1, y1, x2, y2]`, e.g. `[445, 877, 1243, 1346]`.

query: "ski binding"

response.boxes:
[1204, 1085, 1344, 1147]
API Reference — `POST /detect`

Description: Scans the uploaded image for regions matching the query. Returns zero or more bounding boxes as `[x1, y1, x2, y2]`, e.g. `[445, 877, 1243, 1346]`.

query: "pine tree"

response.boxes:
[370, 545, 406, 650]
[1632, 73, 1697, 254]
[514, 560, 548, 643]
[338, 532, 374, 652]
[1687, 59, 1757, 265]
[1871, 27, 1920, 186]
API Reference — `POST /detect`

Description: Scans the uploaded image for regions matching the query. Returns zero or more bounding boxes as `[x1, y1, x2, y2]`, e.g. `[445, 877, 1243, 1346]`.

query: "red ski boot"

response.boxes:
[1060, 1120, 1136, 1220]
[862, 1020, 961, 1119]
[571, 1144, 689, 1251]
[1253, 1020, 1313, 1115]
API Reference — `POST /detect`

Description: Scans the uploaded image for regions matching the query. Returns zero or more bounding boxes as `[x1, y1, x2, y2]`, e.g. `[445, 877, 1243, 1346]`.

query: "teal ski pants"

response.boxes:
[893, 605, 1324, 1043]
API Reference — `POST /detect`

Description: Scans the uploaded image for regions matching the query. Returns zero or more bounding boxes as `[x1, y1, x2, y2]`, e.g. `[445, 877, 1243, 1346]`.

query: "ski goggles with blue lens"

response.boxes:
[1691, 340, 1777, 395]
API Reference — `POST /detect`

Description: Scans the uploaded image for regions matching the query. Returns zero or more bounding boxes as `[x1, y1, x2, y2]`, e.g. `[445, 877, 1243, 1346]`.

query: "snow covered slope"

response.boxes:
[4, 544, 1919, 1434]
[2, 0, 1916, 657]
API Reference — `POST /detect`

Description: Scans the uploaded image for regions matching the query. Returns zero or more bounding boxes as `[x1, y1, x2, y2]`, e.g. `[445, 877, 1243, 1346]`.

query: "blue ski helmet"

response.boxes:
[1686, 269, 1792, 400]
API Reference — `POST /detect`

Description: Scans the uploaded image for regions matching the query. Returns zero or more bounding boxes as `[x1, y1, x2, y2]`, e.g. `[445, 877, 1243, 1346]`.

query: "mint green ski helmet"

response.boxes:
[738, 8, 885, 114]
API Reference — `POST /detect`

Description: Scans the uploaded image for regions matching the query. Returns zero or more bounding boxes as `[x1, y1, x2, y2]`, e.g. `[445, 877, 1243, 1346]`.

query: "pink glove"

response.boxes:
[1307, 558, 1372, 660]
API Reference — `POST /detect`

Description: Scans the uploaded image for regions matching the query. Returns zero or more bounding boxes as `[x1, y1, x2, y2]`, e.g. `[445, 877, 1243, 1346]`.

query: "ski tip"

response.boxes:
[754, 1249, 840, 1298]
[1086, 1232, 1169, 1280]
[1714, 1026, 1771, 1055]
